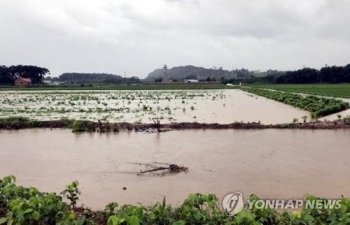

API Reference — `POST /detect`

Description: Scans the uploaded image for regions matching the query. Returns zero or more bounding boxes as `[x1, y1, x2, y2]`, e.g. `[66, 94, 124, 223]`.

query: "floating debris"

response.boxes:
[133, 162, 189, 176]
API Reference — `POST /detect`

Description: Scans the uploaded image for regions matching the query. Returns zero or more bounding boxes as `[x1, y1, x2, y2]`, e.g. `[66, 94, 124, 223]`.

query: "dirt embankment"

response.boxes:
[1, 118, 350, 132]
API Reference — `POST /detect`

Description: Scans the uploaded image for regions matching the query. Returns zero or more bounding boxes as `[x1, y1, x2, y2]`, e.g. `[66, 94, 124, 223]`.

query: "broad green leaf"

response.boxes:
[172, 220, 185, 225]
[24, 209, 34, 214]
[128, 216, 140, 225]
[0, 218, 7, 225]
[207, 194, 216, 202]
[194, 211, 202, 221]
[133, 207, 143, 219]
[32, 211, 40, 221]
[77, 218, 86, 225]
[72, 181, 78, 188]
[107, 215, 120, 225]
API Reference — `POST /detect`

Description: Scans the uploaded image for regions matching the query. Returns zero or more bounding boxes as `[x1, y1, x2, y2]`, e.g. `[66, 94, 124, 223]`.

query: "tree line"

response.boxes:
[275, 64, 350, 84]
[46, 73, 141, 84]
[0, 65, 49, 85]
[222, 63, 350, 84]
[57, 73, 123, 83]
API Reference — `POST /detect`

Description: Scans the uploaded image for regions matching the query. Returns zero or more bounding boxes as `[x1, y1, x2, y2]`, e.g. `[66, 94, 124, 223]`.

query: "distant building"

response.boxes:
[184, 79, 199, 84]
[43, 80, 63, 86]
[14, 77, 32, 86]
[226, 82, 242, 86]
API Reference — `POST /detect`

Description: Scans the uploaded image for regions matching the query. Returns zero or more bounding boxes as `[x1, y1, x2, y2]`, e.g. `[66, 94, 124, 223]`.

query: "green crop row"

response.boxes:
[242, 87, 349, 118]
[248, 84, 350, 98]
[1, 176, 350, 225]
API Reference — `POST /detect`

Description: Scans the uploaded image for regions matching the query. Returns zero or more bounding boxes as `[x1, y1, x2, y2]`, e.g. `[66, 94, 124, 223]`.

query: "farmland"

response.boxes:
[0, 90, 224, 123]
[0, 89, 311, 124]
[1, 87, 350, 225]
[248, 84, 350, 98]
[241, 87, 350, 118]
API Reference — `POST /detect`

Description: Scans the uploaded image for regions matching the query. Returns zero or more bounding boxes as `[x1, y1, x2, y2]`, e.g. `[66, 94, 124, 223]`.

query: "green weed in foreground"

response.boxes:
[1, 175, 350, 225]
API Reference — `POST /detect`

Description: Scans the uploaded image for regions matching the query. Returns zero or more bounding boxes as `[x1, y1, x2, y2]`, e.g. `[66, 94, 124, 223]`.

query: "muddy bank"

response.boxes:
[1, 117, 350, 132]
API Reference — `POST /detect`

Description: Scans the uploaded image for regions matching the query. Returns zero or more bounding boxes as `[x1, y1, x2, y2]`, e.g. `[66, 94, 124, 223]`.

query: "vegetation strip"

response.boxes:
[248, 84, 350, 98]
[1, 176, 350, 225]
[1, 117, 350, 132]
[241, 87, 349, 118]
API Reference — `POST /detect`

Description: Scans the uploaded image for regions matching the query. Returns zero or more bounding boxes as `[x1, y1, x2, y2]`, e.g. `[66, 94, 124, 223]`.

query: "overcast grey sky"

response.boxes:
[1, 0, 350, 78]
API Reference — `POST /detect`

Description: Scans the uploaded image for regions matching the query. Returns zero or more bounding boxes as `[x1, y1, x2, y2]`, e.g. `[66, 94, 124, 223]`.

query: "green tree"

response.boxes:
[7, 65, 50, 84]
[0, 66, 12, 84]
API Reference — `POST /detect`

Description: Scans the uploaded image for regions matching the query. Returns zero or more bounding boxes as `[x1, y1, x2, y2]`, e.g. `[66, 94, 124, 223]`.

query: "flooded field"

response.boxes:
[1, 129, 349, 209]
[0, 89, 309, 124]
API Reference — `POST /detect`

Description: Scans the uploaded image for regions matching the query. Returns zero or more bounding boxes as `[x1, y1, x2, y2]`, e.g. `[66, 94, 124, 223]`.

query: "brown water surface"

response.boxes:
[0, 129, 349, 209]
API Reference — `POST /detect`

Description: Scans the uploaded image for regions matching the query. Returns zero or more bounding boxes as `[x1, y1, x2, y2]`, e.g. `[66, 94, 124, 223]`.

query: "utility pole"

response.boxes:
[163, 64, 168, 83]
[124, 71, 126, 84]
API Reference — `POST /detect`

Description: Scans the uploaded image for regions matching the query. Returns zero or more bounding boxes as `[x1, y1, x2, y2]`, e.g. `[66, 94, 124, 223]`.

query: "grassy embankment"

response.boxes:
[241, 87, 349, 118]
[248, 84, 350, 98]
[1, 116, 350, 132]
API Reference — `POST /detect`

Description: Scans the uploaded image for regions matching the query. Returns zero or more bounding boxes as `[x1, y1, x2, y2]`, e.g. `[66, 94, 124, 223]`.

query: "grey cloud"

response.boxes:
[0, 0, 350, 77]
[164, 0, 199, 5]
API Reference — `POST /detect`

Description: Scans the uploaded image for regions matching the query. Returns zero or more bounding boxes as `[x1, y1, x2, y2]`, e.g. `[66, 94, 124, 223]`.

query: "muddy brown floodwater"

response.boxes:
[0, 89, 311, 124]
[1, 129, 350, 209]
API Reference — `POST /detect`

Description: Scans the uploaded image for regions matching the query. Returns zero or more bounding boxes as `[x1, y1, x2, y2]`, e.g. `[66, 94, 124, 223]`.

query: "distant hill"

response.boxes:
[145, 65, 253, 81]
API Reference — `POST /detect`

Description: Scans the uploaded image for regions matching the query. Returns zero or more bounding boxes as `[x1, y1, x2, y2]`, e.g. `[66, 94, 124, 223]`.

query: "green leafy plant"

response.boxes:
[60, 181, 81, 208]
[69, 120, 95, 132]
[2, 176, 350, 224]
[242, 87, 349, 118]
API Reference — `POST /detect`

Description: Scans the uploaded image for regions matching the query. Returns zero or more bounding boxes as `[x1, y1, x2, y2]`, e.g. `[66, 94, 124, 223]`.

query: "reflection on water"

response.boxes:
[1, 129, 350, 209]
